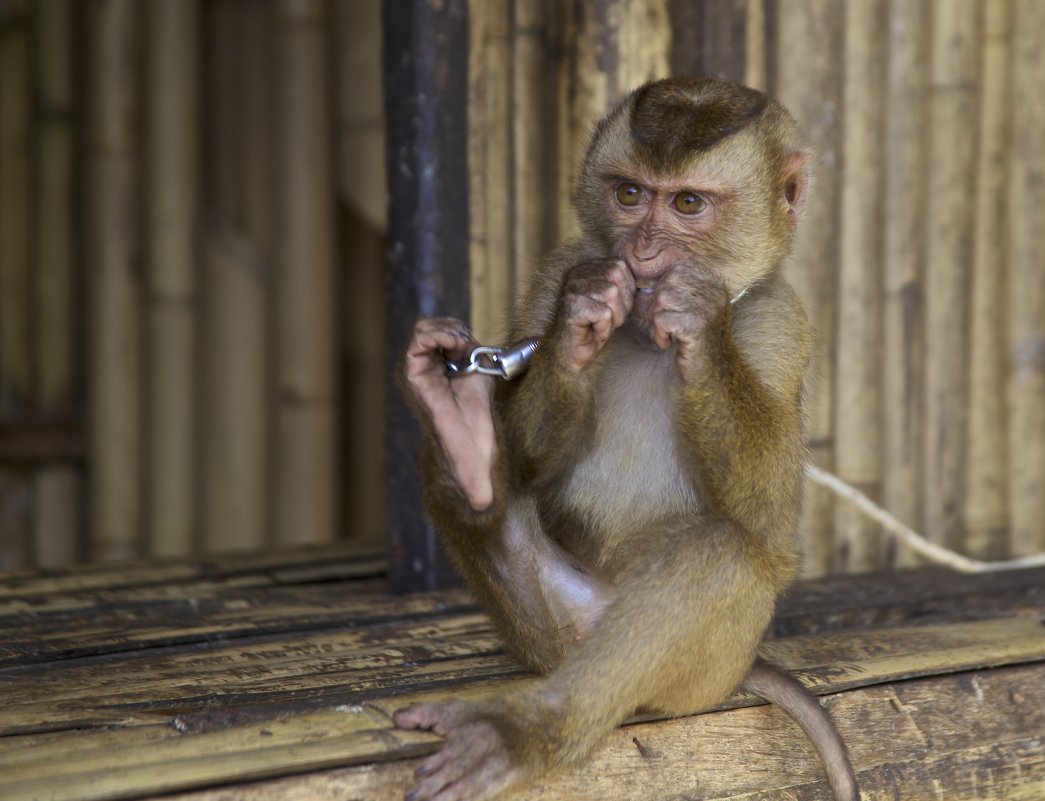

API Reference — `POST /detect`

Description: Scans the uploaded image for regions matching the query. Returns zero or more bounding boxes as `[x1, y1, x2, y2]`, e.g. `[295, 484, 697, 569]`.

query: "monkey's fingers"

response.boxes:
[406, 321, 476, 386]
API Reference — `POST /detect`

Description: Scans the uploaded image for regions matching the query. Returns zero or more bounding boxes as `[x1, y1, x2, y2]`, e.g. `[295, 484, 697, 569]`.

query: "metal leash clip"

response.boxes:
[445, 337, 541, 381]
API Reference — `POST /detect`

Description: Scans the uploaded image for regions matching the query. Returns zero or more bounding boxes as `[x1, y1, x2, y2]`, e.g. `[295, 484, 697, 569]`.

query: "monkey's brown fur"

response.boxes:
[399, 77, 858, 801]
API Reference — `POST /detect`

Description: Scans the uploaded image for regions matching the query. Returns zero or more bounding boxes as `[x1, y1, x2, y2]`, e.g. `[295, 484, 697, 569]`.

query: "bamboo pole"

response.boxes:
[744, 0, 767, 92]
[834, 0, 887, 573]
[0, 0, 35, 572]
[1007, 0, 1045, 557]
[612, 0, 669, 95]
[144, 0, 198, 558]
[923, 0, 981, 552]
[468, 0, 512, 345]
[552, 0, 669, 245]
[333, 0, 385, 548]
[199, 228, 268, 553]
[272, 0, 336, 546]
[0, 0, 31, 412]
[882, 0, 929, 568]
[242, 1, 275, 253]
[775, 0, 845, 577]
[87, 0, 141, 561]
[511, 0, 551, 309]
[964, 0, 1012, 560]
[332, 0, 385, 235]
[32, 0, 79, 567]
[553, 2, 606, 244]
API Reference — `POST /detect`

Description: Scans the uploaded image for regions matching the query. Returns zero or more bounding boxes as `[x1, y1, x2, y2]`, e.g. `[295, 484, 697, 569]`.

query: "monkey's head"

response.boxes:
[575, 77, 812, 298]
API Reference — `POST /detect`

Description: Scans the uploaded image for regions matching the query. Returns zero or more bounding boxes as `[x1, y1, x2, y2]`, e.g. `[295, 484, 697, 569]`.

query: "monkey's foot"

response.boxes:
[394, 701, 522, 801]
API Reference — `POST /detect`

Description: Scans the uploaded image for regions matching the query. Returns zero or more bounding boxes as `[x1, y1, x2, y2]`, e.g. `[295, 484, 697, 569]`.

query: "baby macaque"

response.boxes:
[399, 76, 858, 801]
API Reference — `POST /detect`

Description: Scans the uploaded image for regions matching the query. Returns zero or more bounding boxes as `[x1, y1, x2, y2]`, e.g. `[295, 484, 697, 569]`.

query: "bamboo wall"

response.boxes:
[0, 0, 387, 567]
[466, 0, 1045, 576]
[0, 0, 1041, 577]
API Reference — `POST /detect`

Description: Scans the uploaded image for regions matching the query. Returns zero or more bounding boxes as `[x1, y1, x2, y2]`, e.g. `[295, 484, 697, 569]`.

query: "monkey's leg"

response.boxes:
[397, 518, 774, 801]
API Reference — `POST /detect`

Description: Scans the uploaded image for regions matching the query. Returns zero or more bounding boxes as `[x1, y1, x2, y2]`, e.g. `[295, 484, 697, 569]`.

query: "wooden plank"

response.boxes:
[2, 611, 1041, 752]
[40, 664, 1045, 801]
[1, 561, 1043, 800]
[0, 544, 384, 598]
[0, 583, 473, 669]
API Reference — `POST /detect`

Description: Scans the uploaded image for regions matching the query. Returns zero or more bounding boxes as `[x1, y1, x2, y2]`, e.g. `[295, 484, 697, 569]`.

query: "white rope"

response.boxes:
[804, 463, 1045, 573]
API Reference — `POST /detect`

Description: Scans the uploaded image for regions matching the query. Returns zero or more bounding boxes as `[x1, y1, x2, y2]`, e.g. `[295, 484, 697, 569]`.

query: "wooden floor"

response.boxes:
[0, 545, 1042, 801]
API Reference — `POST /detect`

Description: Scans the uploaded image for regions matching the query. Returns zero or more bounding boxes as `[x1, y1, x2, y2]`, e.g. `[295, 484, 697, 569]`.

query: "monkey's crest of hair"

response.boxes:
[629, 78, 769, 173]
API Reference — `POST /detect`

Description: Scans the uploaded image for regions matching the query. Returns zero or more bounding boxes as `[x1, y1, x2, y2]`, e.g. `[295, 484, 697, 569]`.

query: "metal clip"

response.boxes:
[445, 338, 541, 380]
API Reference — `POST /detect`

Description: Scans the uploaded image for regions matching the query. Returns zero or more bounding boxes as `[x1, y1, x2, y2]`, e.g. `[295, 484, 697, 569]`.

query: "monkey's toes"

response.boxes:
[394, 704, 442, 733]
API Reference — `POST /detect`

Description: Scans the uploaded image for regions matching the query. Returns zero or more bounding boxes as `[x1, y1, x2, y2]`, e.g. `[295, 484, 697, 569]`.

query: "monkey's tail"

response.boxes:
[741, 658, 860, 801]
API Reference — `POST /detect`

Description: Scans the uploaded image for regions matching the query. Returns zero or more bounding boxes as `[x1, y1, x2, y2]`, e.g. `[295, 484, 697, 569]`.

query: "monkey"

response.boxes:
[397, 77, 859, 801]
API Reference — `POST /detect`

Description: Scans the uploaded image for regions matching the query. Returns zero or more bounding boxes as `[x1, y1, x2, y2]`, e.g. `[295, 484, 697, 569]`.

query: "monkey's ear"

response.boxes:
[781, 150, 812, 230]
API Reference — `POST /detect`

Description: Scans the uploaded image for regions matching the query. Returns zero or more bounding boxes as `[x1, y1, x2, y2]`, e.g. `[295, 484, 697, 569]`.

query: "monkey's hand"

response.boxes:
[405, 318, 498, 511]
[650, 266, 731, 380]
[556, 260, 635, 373]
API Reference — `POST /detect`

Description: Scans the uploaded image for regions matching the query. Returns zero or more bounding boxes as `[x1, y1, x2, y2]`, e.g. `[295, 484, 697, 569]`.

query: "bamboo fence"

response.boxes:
[463, 0, 1045, 577]
[0, 0, 1041, 578]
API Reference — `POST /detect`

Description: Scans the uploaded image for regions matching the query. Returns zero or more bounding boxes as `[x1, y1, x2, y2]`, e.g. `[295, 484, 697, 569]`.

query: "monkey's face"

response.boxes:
[599, 142, 785, 307]
[575, 78, 810, 307]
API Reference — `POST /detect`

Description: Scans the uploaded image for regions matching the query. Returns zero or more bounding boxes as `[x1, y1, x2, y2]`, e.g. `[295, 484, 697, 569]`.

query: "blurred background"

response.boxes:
[0, 0, 1041, 582]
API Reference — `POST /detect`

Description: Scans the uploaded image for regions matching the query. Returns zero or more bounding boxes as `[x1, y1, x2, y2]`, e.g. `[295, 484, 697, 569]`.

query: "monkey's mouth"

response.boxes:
[633, 277, 656, 293]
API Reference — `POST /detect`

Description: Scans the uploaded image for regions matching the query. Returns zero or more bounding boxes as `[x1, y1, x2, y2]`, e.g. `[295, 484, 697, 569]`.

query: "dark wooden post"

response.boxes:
[383, 0, 469, 592]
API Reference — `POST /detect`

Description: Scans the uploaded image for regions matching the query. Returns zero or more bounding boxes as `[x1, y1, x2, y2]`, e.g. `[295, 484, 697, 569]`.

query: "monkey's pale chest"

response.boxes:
[560, 336, 702, 536]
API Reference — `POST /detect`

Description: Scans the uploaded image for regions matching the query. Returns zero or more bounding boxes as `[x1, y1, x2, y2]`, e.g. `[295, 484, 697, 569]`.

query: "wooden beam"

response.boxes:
[0, 418, 84, 464]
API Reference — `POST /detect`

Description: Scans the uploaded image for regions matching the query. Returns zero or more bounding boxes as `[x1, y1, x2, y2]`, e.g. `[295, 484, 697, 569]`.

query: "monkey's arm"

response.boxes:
[669, 274, 811, 564]
[502, 250, 635, 485]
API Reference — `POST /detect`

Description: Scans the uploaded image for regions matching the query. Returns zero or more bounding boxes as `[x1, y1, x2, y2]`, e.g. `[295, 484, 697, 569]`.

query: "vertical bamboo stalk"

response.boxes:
[882, 0, 929, 569]
[924, 0, 981, 551]
[744, 0, 767, 91]
[775, 0, 844, 577]
[1, 0, 35, 570]
[1007, 0, 1045, 556]
[241, 1, 275, 254]
[144, 0, 198, 558]
[611, 0, 670, 95]
[964, 0, 1011, 560]
[553, 1, 607, 244]
[835, 0, 887, 573]
[553, 0, 669, 245]
[200, 229, 268, 552]
[33, 0, 79, 567]
[333, 0, 385, 549]
[0, 0, 32, 412]
[468, 0, 512, 344]
[511, 0, 551, 307]
[87, 0, 141, 561]
[272, 0, 336, 546]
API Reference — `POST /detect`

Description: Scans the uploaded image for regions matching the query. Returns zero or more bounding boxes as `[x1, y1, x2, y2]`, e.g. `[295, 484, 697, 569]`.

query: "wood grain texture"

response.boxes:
[0, 550, 1042, 800]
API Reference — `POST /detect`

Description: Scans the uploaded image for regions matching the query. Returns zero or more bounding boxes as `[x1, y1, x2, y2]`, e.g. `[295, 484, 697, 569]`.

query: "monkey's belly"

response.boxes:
[559, 334, 702, 544]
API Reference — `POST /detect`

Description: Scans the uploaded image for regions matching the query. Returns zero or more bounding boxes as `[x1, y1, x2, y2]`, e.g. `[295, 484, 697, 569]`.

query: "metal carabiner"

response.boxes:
[445, 338, 541, 381]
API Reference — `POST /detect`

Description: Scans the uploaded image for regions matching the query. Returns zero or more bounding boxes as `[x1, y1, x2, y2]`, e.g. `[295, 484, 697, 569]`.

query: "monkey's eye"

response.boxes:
[674, 192, 707, 215]
[615, 183, 643, 207]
